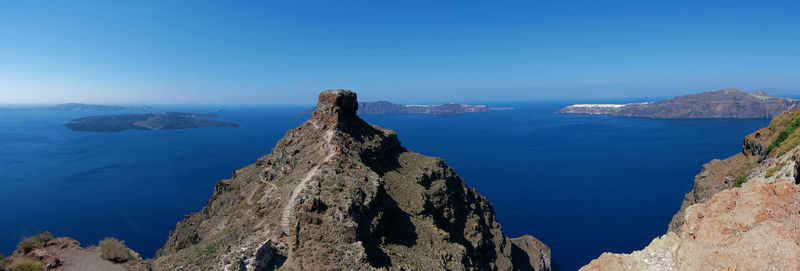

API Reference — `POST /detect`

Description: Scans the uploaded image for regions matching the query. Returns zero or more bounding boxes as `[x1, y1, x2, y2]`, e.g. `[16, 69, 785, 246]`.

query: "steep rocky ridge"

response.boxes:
[153, 90, 549, 270]
[582, 106, 800, 270]
[668, 107, 800, 232]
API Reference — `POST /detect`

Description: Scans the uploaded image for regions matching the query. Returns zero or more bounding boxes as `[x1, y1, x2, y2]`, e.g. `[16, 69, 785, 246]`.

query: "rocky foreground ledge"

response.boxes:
[1, 234, 148, 271]
[581, 106, 800, 270]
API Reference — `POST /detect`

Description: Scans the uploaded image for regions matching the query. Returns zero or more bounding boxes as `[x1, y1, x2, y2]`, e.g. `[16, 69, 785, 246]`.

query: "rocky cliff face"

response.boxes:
[667, 107, 800, 233]
[560, 88, 798, 119]
[582, 107, 800, 270]
[153, 90, 549, 270]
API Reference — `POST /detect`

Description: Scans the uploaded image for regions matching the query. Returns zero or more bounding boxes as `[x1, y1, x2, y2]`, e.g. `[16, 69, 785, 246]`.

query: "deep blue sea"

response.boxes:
[0, 103, 769, 270]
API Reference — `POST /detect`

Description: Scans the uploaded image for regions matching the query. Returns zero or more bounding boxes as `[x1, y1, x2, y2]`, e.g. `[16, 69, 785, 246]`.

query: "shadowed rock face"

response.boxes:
[153, 89, 549, 271]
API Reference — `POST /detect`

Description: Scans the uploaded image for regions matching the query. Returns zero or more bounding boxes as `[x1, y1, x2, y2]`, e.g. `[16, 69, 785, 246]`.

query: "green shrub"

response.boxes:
[98, 237, 134, 263]
[766, 167, 778, 178]
[8, 259, 43, 271]
[16, 231, 53, 254]
[775, 129, 800, 156]
[767, 113, 800, 155]
[770, 111, 787, 126]
[732, 175, 747, 188]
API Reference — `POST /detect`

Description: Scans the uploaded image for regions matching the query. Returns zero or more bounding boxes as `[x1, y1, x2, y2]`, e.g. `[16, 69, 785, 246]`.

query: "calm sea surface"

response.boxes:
[0, 103, 769, 270]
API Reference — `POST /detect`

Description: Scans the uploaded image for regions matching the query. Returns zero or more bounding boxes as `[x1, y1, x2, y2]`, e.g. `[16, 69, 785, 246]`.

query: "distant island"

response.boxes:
[301, 101, 513, 115]
[559, 88, 799, 118]
[64, 112, 238, 132]
[0, 103, 151, 112]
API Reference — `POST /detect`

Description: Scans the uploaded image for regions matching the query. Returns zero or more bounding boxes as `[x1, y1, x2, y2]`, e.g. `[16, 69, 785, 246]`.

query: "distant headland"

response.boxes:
[64, 112, 238, 132]
[559, 88, 798, 119]
[301, 100, 513, 115]
[0, 103, 151, 112]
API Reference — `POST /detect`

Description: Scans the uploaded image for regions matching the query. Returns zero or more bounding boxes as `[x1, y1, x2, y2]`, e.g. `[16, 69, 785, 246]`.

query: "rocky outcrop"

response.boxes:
[582, 160, 800, 270]
[666, 153, 759, 233]
[667, 107, 800, 233]
[560, 88, 798, 119]
[153, 90, 548, 270]
[510, 236, 551, 271]
[583, 106, 800, 270]
[1, 237, 148, 271]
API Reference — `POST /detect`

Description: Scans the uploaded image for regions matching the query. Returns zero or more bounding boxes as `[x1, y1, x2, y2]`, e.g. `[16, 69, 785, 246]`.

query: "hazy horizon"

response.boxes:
[2, 1, 799, 104]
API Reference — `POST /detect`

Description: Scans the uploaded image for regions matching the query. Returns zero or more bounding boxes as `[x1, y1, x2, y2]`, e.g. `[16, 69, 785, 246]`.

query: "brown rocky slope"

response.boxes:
[582, 106, 800, 270]
[1, 234, 148, 271]
[152, 90, 550, 270]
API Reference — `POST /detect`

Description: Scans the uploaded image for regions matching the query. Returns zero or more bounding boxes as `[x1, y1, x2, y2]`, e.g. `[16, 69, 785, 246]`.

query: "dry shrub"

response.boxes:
[99, 237, 134, 263]
[8, 259, 44, 271]
[15, 231, 53, 254]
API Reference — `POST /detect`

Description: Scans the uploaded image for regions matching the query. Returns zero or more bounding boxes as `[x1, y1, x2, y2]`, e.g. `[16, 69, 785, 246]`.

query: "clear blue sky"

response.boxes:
[1, 0, 799, 104]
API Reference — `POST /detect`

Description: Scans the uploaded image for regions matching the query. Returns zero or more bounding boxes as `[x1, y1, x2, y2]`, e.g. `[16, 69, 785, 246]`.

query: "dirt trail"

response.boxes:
[279, 128, 335, 233]
[58, 249, 126, 271]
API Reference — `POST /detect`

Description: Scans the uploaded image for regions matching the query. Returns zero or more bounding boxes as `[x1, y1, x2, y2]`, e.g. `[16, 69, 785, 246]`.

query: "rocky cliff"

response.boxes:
[582, 106, 800, 270]
[153, 90, 549, 270]
[559, 88, 798, 118]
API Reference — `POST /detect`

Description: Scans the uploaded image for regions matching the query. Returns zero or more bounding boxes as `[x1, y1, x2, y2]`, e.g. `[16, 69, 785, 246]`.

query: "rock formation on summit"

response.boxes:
[153, 90, 549, 270]
[581, 105, 800, 270]
[559, 88, 798, 118]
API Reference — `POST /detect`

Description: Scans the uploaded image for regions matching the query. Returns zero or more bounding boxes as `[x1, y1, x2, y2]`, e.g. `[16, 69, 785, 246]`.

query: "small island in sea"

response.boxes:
[0, 103, 151, 112]
[301, 100, 513, 115]
[559, 88, 799, 118]
[63, 112, 238, 132]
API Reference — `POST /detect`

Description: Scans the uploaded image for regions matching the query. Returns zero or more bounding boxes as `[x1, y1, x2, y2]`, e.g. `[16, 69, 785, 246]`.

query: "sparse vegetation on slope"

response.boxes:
[8, 259, 43, 271]
[98, 237, 134, 263]
[765, 167, 778, 178]
[15, 231, 52, 254]
[766, 109, 800, 155]
[732, 175, 747, 188]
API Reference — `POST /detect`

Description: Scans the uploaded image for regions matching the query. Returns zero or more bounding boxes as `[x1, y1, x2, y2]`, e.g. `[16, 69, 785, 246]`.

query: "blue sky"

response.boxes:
[1, 0, 798, 104]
